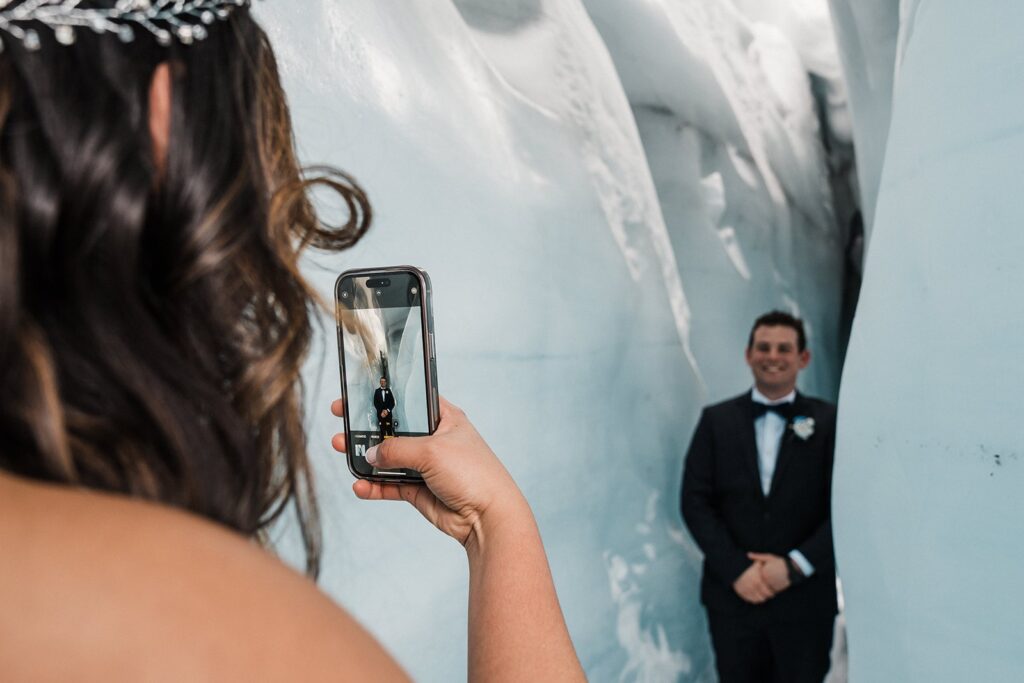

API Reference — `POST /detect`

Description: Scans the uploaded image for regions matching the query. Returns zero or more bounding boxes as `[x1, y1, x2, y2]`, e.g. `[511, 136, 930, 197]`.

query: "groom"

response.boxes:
[681, 311, 837, 683]
[373, 376, 396, 439]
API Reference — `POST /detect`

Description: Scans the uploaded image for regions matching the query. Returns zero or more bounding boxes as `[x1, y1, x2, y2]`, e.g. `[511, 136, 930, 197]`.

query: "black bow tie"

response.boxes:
[751, 400, 795, 421]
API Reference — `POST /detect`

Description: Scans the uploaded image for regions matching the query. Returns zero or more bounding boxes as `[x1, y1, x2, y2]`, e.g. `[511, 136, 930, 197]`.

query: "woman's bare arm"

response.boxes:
[463, 497, 584, 681]
[336, 397, 586, 682]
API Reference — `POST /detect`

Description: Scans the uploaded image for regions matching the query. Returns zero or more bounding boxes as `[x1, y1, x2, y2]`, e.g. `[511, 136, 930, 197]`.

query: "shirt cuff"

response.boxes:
[788, 550, 815, 577]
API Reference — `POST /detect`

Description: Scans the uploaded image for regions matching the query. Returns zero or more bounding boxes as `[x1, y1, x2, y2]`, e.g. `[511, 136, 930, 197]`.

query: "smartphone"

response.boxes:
[334, 266, 439, 483]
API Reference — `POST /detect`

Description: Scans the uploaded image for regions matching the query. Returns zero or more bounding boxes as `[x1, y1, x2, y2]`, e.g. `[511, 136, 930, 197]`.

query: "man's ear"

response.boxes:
[148, 62, 171, 175]
[799, 349, 811, 369]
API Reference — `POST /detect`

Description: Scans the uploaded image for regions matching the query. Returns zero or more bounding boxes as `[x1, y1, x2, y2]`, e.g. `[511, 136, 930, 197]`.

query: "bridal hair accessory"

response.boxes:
[0, 0, 251, 52]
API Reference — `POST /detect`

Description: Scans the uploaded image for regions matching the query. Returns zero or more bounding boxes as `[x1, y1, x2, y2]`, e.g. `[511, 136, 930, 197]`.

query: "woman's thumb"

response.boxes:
[366, 436, 427, 472]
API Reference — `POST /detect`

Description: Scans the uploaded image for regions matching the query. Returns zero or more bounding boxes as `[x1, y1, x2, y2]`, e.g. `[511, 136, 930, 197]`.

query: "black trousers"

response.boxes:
[707, 609, 834, 683]
[378, 415, 394, 439]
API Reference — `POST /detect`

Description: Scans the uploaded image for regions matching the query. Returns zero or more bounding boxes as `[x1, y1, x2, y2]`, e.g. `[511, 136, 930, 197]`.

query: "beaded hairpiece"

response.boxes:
[0, 0, 252, 52]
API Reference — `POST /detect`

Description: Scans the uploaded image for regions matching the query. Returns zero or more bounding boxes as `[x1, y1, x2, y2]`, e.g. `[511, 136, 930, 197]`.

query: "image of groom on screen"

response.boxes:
[681, 311, 837, 683]
[373, 377, 396, 439]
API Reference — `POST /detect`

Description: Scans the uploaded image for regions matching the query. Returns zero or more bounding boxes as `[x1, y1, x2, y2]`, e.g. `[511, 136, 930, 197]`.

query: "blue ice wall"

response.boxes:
[826, 0, 899, 234]
[255, 2, 848, 680]
[583, 0, 847, 400]
[833, 0, 1024, 680]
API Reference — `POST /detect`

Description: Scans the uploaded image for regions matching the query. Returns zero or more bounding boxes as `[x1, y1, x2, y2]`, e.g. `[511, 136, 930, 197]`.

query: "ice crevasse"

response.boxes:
[255, 0, 866, 680]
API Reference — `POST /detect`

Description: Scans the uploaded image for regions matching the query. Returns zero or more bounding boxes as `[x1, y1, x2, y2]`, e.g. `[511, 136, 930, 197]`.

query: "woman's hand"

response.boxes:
[331, 396, 585, 680]
[330, 396, 526, 547]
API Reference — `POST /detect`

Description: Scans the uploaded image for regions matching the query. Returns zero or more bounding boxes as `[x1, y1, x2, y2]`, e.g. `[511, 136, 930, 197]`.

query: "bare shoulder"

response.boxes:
[0, 473, 408, 682]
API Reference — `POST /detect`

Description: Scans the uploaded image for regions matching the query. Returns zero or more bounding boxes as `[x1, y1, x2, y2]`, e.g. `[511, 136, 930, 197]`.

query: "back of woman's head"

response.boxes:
[0, 1, 369, 576]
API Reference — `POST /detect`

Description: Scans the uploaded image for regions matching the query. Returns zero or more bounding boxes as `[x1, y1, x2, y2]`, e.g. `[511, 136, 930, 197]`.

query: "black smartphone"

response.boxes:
[334, 266, 439, 483]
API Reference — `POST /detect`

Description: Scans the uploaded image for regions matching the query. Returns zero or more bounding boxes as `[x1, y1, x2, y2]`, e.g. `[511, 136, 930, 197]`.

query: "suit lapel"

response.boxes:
[735, 396, 764, 497]
[768, 392, 805, 496]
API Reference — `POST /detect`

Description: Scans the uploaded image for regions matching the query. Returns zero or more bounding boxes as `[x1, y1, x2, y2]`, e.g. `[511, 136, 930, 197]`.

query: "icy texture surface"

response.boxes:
[583, 0, 846, 399]
[833, 0, 1024, 680]
[254, 1, 846, 680]
[826, 0, 899, 234]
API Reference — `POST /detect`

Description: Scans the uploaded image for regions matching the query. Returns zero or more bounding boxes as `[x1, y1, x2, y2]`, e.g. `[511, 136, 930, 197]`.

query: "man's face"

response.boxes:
[745, 325, 810, 397]
[380, 378, 387, 389]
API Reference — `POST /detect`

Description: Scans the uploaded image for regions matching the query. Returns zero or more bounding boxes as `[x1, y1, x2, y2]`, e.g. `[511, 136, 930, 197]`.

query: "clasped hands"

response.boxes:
[732, 552, 796, 604]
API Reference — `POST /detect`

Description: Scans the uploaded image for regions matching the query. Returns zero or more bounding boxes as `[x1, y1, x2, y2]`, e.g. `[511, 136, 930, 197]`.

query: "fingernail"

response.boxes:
[365, 445, 379, 465]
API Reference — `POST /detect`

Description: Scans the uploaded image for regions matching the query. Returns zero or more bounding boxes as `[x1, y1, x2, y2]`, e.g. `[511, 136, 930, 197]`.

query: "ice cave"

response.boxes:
[252, 0, 1023, 680]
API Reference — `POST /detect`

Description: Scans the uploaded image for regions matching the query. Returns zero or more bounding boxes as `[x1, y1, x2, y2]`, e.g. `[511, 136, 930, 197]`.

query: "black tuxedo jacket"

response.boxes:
[373, 388, 395, 414]
[681, 391, 837, 622]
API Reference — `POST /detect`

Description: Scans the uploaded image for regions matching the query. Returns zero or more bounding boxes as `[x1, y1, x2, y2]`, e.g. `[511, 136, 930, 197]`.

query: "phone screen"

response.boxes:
[336, 269, 435, 479]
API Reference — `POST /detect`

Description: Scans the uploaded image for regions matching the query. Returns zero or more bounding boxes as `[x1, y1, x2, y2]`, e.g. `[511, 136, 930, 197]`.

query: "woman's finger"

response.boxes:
[352, 480, 405, 501]
[331, 433, 347, 453]
[352, 481, 438, 523]
[331, 398, 345, 417]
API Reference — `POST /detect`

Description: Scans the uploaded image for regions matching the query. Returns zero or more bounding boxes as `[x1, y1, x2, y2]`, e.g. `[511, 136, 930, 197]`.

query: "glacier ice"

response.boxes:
[254, 1, 852, 680]
[833, 0, 1024, 680]
[826, 0, 899, 235]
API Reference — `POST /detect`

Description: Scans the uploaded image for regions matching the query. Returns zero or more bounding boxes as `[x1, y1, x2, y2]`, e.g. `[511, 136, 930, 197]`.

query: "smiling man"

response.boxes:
[681, 311, 837, 683]
[373, 376, 396, 439]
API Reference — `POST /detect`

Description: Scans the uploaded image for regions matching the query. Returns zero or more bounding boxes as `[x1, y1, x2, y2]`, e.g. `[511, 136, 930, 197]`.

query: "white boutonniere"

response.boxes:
[790, 416, 815, 440]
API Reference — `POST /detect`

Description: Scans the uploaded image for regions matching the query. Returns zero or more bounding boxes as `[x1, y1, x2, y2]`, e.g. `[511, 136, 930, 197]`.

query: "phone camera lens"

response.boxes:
[410, 287, 418, 294]
[341, 291, 349, 299]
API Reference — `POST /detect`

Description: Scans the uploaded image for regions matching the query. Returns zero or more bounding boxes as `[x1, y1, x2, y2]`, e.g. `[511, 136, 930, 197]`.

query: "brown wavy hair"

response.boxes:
[0, 5, 368, 577]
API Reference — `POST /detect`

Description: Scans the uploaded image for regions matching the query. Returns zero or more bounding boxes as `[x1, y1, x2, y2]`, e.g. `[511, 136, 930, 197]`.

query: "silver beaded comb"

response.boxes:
[0, 0, 252, 52]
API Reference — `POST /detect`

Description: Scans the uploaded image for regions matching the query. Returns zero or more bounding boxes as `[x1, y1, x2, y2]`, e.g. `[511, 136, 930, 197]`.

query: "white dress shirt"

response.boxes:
[751, 387, 815, 577]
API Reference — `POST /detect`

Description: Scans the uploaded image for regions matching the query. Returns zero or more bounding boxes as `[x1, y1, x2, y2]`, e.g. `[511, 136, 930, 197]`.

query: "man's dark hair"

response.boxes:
[747, 311, 807, 351]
